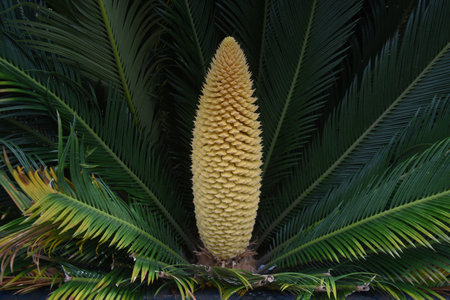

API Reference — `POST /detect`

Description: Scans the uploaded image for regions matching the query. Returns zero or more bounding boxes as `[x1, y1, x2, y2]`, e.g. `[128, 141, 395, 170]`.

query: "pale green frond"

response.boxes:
[375, 281, 446, 300]
[47, 269, 141, 300]
[23, 137, 187, 265]
[0, 132, 189, 267]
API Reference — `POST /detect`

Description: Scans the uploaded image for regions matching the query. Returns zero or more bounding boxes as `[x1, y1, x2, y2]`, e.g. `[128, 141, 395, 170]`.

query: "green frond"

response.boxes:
[216, 0, 267, 77]
[374, 281, 446, 300]
[29, 193, 187, 264]
[261, 97, 450, 252]
[0, 26, 195, 249]
[264, 137, 450, 268]
[45, 266, 381, 300]
[0, 118, 56, 147]
[256, 0, 450, 244]
[307, 242, 450, 299]
[333, 243, 449, 287]
[257, 0, 361, 192]
[47, 269, 141, 300]
[131, 255, 170, 285]
[85, 94, 196, 249]
[158, 0, 220, 196]
[8, 0, 164, 134]
[17, 136, 188, 265]
[161, 0, 218, 78]
[332, 0, 414, 100]
[193, 269, 378, 300]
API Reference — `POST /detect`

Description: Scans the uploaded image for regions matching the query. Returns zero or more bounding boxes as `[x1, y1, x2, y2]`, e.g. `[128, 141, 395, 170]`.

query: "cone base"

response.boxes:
[195, 247, 258, 273]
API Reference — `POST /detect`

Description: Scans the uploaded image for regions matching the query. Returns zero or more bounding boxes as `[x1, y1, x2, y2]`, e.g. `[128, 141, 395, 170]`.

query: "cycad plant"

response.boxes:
[0, 0, 449, 299]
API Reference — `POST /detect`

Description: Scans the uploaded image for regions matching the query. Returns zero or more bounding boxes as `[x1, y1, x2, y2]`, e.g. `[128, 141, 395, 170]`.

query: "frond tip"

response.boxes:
[192, 37, 263, 260]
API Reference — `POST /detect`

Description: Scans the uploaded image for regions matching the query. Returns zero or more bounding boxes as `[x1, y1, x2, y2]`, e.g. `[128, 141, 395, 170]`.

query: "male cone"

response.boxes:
[192, 37, 263, 260]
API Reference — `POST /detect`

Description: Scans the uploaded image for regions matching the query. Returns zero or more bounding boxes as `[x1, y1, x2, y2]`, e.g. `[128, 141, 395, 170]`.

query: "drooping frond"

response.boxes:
[0, 220, 65, 280]
[0, 266, 62, 294]
[46, 269, 143, 300]
[264, 137, 450, 268]
[0, 169, 32, 212]
[257, 0, 361, 192]
[257, 0, 450, 245]
[374, 281, 447, 300]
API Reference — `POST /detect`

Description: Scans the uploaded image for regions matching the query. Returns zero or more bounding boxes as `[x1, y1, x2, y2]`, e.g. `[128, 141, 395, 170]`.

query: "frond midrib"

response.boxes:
[184, 0, 206, 75]
[256, 0, 270, 81]
[267, 189, 450, 267]
[258, 41, 450, 246]
[40, 192, 188, 264]
[261, 0, 317, 178]
[96, 0, 137, 125]
[4, 118, 56, 147]
[135, 255, 171, 268]
[0, 56, 194, 250]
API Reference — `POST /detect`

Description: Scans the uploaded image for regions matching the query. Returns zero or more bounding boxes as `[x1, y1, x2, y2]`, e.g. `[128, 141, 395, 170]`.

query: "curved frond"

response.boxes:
[0, 266, 61, 294]
[335, 243, 449, 287]
[7, 148, 188, 265]
[265, 137, 450, 268]
[47, 269, 141, 300]
[0, 116, 57, 169]
[261, 97, 450, 252]
[257, 0, 450, 244]
[9, 0, 164, 134]
[0, 170, 31, 212]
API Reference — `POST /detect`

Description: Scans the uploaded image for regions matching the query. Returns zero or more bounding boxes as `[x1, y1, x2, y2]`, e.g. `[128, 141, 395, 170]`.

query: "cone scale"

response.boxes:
[192, 37, 263, 260]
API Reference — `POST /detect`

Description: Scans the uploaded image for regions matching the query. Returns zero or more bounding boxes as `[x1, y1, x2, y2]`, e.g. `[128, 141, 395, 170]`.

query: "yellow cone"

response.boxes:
[192, 37, 263, 260]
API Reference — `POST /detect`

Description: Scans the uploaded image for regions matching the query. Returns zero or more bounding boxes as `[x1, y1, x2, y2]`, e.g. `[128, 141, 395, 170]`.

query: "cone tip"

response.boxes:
[222, 36, 237, 45]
